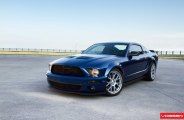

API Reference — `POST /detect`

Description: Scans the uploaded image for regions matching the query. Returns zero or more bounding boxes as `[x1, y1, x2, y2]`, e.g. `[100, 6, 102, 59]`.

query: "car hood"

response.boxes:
[50, 54, 124, 68]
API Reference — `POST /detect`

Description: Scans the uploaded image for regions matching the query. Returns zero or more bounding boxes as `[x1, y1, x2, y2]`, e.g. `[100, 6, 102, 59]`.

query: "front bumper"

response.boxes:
[46, 71, 107, 94]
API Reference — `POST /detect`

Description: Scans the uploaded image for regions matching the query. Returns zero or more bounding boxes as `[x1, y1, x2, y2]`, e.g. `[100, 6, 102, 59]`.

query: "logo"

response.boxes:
[160, 112, 184, 119]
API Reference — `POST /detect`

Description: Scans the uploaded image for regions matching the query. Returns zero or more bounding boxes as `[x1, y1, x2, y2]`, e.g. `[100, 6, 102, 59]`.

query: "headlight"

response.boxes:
[86, 68, 99, 77]
[49, 64, 52, 71]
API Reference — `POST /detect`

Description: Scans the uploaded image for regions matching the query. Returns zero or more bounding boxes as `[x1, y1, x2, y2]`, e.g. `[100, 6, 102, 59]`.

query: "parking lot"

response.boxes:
[0, 55, 184, 120]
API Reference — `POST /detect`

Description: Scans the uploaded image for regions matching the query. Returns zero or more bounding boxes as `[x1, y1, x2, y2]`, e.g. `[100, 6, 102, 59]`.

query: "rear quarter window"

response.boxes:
[142, 46, 150, 53]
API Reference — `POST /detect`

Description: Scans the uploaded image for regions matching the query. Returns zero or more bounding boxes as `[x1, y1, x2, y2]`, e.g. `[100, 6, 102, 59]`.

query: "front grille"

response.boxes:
[49, 80, 81, 90]
[51, 65, 85, 76]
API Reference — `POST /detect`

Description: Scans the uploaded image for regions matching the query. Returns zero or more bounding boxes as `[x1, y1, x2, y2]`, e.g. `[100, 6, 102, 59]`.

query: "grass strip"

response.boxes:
[0, 51, 79, 56]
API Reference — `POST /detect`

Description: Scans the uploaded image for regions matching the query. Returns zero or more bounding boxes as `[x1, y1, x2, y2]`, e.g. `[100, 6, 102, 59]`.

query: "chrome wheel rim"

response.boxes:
[106, 70, 123, 94]
[151, 64, 156, 80]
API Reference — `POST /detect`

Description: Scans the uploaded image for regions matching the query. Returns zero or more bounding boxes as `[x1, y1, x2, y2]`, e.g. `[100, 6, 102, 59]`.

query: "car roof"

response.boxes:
[95, 41, 141, 45]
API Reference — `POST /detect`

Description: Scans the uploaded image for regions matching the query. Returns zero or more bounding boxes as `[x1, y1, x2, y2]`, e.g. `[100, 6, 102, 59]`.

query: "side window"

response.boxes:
[129, 45, 143, 54]
[114, 45, 127, 50]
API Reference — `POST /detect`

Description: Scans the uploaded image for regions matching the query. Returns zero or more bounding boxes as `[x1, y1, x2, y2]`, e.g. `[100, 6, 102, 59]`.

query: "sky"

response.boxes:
[0, 0, 184, 51]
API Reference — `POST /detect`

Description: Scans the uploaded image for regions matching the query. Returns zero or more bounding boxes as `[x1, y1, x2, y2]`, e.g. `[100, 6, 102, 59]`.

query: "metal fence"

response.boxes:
[156, 51, 184, 55]
[0, 48, 184, 55]
[0, 48, 82, 53]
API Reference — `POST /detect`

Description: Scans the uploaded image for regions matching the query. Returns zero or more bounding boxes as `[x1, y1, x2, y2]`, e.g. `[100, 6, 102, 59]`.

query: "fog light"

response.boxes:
[88, 86, 95, 91]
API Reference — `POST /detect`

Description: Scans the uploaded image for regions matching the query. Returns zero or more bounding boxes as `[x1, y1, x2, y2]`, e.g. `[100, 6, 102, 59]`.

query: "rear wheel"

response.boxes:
[105, 69, 123, 96]
[145, 63, 156, 81]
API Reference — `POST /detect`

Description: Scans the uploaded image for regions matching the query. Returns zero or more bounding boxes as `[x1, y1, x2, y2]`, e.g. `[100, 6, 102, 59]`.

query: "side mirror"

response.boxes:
[81, 50, 85, 53]
[149, 50, 155, 53]
[128, 51, 140, 57]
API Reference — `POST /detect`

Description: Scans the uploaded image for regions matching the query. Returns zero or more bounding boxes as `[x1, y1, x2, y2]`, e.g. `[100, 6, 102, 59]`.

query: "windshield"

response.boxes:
[83, 43, 128, 56]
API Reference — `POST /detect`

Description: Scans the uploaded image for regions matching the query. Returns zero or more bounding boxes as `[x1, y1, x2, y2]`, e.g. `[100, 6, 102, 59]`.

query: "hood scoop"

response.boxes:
[75, 56, 93, 59]
[66, 56, 75, 58]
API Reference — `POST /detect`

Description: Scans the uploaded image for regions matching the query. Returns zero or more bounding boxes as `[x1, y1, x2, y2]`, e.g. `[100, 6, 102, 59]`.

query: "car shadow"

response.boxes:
[123, 77, 145, 88]
[45, 77, 146, 99]
[47, 87, 102, 99]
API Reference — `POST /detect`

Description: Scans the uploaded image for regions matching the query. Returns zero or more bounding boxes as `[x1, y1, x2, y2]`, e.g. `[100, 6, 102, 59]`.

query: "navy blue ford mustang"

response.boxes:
[46, 42, 158, 96]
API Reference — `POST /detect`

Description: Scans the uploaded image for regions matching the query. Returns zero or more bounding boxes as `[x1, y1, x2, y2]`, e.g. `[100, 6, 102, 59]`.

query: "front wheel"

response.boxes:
[105, 69, 123, 96]
[145, 63, 156, 81]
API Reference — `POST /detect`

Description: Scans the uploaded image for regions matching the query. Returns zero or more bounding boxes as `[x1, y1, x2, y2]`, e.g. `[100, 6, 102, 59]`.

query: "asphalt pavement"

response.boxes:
[0, 55, 184, 120]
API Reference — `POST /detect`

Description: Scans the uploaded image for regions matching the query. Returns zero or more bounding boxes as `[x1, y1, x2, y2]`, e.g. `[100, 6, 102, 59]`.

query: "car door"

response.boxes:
[140, 46, 150, 72]
[123, 44, 148, 80]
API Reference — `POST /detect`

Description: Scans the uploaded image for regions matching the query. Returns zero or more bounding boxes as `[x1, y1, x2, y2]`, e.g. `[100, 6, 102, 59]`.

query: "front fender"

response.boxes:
[104, 62, 123, 77]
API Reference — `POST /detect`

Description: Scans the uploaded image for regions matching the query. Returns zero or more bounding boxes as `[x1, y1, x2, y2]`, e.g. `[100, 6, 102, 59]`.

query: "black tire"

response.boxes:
[145, 62, 156, 81]
[105, 68, 123, 96]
